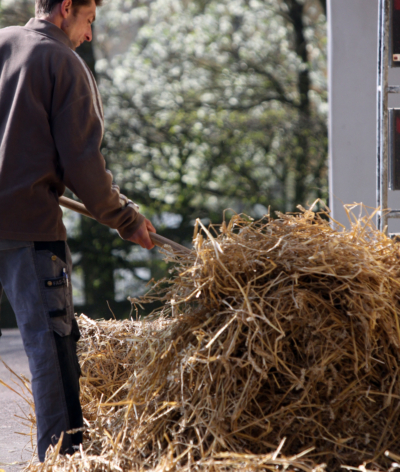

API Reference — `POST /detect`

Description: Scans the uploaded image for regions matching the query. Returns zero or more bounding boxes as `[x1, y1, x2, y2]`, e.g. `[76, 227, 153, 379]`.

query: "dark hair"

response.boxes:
[36, 0, 102, 16]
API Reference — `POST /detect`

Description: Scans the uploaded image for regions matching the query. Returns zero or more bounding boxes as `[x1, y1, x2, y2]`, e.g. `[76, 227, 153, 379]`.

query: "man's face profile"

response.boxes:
[60, 0, 96, 49]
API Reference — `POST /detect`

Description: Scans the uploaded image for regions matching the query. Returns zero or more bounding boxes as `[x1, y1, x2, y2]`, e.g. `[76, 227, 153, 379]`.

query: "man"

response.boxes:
[0, 0, 156, 462]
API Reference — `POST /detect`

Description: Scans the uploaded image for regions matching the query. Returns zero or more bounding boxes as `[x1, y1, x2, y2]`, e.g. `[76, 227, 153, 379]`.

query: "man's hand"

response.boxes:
[127, 218, 156, 249]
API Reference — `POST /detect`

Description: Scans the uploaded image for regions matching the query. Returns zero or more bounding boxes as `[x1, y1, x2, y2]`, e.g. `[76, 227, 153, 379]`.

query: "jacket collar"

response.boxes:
[24, 18, 73, 49]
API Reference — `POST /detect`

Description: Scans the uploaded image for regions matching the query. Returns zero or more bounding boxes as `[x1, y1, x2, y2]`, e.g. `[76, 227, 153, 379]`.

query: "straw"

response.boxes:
[22, 203, 400, 471]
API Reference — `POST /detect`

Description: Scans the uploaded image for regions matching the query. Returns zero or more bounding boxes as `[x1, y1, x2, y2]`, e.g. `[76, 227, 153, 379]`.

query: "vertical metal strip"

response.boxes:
[377, 0, 390, 233]
[377, 0, 383, 229]
[383, 0, 390, 233]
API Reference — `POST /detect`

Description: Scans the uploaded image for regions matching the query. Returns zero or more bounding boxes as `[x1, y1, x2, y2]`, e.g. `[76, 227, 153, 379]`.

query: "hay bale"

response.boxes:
[26, 204, 400, 471]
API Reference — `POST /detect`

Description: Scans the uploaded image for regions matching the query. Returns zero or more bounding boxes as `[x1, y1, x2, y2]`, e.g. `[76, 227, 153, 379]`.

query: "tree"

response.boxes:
[87, 0, 328, 315]
[318, 0, 327, 16]
[97, 0, 328, 230]
[0, 0, 34, 27]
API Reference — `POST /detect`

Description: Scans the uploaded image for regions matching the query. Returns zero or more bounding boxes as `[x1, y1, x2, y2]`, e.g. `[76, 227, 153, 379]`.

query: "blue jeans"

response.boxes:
[0, 240, 83, 461]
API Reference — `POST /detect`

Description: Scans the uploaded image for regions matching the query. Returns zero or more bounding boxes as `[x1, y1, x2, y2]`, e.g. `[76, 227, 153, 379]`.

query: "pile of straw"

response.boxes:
[26, 204, 400, 471]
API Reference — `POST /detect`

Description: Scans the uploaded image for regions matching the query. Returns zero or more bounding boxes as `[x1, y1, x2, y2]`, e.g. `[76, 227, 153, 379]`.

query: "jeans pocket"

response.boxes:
[34, 244, 73, 337]
[49, 308, 73, 337]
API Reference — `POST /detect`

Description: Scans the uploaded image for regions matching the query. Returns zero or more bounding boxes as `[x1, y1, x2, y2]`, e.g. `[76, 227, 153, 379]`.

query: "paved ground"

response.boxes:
[0, 330, 36, 471]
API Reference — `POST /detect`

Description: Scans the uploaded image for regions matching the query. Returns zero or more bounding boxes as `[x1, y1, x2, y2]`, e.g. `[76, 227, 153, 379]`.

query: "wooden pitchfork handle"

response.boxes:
[59, 196, 191, 254]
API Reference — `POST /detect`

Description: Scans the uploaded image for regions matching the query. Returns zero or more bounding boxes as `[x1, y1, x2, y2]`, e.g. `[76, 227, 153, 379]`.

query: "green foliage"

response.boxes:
[0, 0, 34, 27]
[77, 0, 328, 316]
[97, 0, 328, 226]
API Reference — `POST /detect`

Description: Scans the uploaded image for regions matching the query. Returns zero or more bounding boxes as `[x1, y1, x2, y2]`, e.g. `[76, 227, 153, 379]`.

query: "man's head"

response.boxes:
[35, 0, 102, 50]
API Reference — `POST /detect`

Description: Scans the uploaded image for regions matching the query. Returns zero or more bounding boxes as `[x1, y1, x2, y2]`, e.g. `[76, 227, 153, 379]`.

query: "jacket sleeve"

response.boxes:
[49, 51, 144, 240]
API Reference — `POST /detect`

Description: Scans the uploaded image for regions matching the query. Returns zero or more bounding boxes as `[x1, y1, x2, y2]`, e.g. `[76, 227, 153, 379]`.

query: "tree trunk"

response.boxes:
[75, 36, 117, 310]
[284, 0, 312, 208]
[79, 218, 116, 306]
[75, 34, 97, 78]
[319, 0, 327, 17]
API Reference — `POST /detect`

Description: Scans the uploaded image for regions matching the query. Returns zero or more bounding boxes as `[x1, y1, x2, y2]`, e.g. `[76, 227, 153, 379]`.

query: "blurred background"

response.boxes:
[0, 0, 328, 325]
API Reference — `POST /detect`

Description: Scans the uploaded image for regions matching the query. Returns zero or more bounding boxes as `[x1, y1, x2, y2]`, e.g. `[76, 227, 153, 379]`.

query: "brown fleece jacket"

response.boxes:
[0, 18, 144, 241]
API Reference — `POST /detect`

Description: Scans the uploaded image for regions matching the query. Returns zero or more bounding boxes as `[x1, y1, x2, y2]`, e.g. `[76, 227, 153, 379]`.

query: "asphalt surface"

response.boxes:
[0, 329, 36, 471]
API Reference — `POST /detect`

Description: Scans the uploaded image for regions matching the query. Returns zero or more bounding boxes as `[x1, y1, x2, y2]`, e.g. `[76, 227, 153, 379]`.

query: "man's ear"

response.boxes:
[60, 0, 73, 18]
